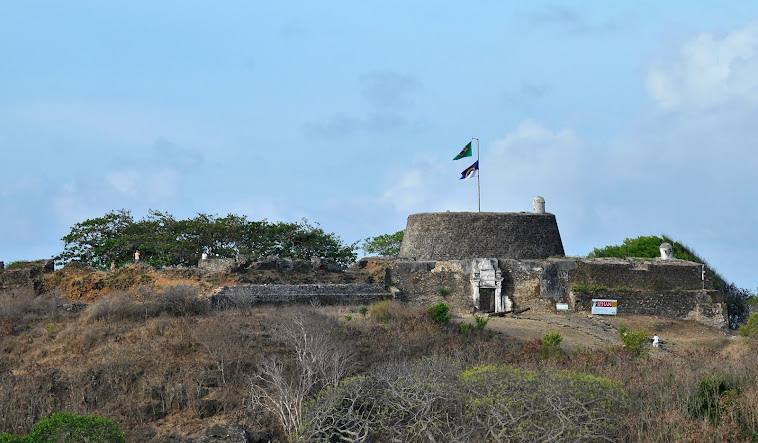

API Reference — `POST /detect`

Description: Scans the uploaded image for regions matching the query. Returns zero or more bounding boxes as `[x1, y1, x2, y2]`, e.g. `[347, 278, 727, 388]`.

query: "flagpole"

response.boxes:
[473, 137, 480, 212]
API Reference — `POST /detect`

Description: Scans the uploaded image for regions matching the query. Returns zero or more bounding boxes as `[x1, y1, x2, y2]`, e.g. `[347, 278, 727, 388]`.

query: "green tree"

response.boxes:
[361, 230, 404, 257]
[56, 210, 358, 269]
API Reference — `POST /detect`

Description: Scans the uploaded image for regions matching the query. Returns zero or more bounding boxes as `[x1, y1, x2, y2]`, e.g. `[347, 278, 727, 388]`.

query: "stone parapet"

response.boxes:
[210, 283, 389, 309]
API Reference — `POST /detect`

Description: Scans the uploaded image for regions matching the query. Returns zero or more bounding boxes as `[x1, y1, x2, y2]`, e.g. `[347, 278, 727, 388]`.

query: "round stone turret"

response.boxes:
[399, 211, 565, 260]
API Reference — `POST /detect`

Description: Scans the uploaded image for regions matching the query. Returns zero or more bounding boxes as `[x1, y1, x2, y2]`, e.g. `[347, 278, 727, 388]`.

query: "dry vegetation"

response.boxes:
[1, 261, 757, 441]
[0, 286, 756, 442]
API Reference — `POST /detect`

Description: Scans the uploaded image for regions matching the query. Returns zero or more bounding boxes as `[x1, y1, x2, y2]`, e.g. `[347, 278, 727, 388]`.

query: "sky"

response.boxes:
[1, 1, 757, 290]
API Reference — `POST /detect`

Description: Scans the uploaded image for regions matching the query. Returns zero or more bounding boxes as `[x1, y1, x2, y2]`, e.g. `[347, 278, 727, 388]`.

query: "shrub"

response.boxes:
[0, 434, 20, 443]
[369, 300, 405, 323]
[86, 291, 146, 322]
[358, 306, 368, 317]
[301, 359, 627, 442]
[619, 325, 650, 357]
[738, 312, 758, 339]
[438, 287, 451, 297]
[459, 322, 474, 334]
[23, 412, 125, 442]
[541, 332, 563, 358]
[428, 303, 450, 325]
[157, 284, 210, 316]
[473, 313, 489, 330]
[691, 374, 742, 424]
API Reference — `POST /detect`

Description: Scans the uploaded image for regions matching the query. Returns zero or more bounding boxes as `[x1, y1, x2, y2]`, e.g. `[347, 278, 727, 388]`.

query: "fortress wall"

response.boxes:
[399, 212, 564, 260]
[568, 259, 705, 291]
[387, 256, 725, 328]
[210, 283, 389, 308]
[389, 260, 473, 312]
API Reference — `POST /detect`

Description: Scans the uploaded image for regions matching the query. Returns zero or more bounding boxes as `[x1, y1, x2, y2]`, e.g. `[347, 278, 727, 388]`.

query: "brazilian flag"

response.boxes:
[453, 142, 472, 160]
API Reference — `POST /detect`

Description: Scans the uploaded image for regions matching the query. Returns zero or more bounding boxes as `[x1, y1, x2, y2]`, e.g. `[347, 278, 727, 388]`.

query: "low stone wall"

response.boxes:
[210, 283, 389, 309]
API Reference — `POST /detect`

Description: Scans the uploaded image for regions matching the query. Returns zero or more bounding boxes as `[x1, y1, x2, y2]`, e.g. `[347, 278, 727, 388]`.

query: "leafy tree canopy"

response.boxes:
[361, 230, 404, 257]
[56, 210, 358, 269]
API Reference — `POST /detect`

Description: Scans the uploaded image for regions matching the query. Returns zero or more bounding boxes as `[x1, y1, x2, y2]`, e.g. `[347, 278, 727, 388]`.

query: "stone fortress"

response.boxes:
[0, 197, 727, 329]
[386, 197, 727, 329]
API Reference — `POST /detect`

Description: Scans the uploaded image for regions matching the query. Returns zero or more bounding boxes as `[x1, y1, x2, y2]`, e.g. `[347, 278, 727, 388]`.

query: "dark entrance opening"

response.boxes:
[479, 288, 496, 312]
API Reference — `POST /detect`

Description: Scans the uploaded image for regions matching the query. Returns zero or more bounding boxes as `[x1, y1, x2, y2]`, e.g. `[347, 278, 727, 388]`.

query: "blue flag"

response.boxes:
[460, 160, 479, 180]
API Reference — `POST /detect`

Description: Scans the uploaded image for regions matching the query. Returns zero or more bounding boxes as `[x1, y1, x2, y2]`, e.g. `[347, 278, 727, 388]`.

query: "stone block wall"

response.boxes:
[388, 256, 726, 328]
[399, 212, 565, 260]
[389, 260, 473, 312]
[210, 283, 389, 308]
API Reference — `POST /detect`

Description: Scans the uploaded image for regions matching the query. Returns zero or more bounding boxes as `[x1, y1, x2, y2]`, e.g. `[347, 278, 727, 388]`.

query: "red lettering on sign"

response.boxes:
[597, 301, 614, 307]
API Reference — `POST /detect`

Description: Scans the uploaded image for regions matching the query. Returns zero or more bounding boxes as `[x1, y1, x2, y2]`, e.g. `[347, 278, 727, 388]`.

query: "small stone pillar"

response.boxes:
[659, 243, 674, 260]
[533, 196, 546, 214]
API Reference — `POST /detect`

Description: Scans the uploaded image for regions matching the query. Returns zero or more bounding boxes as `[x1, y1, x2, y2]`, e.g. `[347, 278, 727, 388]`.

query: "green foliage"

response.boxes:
[23, 412, 125, 442]
[459, 322, 474, 334]
[588, 235, 702, 262]
[738, 312, 758, 339]
[690, 374, 741, 424]
[619, 325, 650, 357]
[571, 282, 607, 293]
[344, 314, 352, 321]
[438, 287, 451, 297]
[358, 306, 368, 317]
[361, 230, 404, 257]
[428, 303, 450, 325]
[369, 300, 404, 323]
[541, 332, 563, 358]
[473, 313, 489, 330]
[0, 434, 20, 443]
[56, 210, 358, 269]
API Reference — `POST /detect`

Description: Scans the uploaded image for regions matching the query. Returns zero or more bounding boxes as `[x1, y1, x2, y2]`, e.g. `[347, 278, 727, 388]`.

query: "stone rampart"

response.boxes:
[387, 256, 726, 328]
[210, 283, 389, 309]
[399, 212, 564, 260]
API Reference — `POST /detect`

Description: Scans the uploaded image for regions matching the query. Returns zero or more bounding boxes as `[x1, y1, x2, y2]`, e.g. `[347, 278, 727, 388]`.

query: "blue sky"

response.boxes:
[2, 2, 758, 290]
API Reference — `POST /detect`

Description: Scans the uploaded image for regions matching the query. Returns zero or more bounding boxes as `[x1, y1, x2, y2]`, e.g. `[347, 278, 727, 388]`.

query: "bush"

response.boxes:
[23, 412, 125, 442]
[86, 291, 146, 322]
[368, 300, 405, 323]
[300, 359, 627, 442]
[473, 313, 489, 330]
[428, 303, 450, 325]
[738, 312, 758, 339]
[691, 374, 742, 424]
[619, 325, 650, 357]
[157, 284, 210, 316]
[541, 332, 563, 358]
[0, 434, 20, 443]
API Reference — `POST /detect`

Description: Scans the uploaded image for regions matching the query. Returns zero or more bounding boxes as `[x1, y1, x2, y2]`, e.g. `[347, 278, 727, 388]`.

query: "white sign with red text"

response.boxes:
[591, 299, 617, 315]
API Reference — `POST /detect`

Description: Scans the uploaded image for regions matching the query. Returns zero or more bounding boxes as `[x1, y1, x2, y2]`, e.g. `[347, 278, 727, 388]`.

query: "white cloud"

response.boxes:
[647, 21, 758, 109]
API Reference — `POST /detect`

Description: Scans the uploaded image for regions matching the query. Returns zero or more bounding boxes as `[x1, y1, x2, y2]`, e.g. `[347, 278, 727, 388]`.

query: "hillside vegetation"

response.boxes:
[1, 280, 758, 441]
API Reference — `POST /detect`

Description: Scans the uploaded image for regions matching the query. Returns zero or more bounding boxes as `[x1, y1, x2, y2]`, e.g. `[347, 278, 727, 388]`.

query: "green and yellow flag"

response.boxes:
[453, 141, 472, 160]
